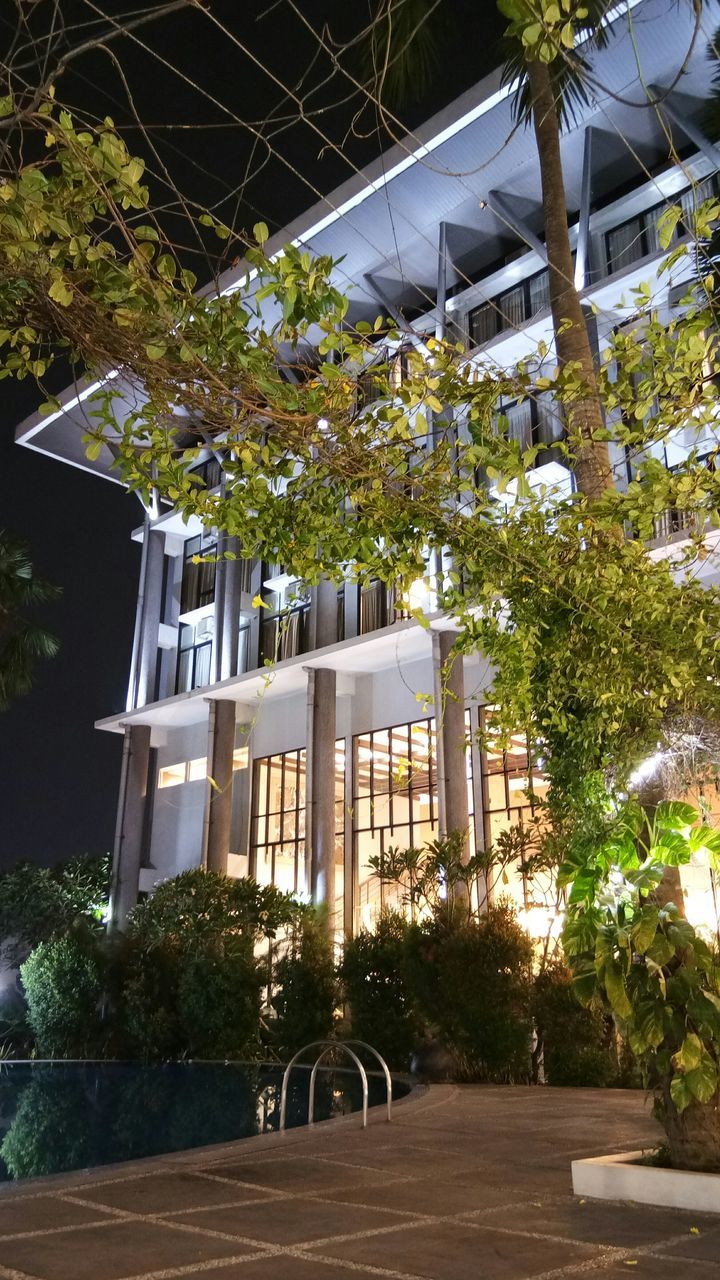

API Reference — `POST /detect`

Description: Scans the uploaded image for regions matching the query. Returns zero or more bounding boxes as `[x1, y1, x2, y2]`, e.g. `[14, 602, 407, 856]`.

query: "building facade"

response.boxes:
[15, 0, 720, 935]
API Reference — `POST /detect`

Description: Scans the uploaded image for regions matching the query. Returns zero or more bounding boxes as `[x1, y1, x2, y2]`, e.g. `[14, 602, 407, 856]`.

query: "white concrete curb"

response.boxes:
[572, 1149, 720, 1214]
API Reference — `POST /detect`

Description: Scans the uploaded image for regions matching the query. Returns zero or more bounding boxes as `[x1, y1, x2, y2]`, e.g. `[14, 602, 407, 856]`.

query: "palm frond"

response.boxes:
[0, 530, 60, 710]
[498, 0, 617, 131]
[361, 0, 443, 110]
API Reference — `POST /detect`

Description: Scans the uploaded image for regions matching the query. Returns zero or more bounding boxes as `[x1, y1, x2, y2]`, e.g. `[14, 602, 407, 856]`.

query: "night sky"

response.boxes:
[0, 1, 506, 869]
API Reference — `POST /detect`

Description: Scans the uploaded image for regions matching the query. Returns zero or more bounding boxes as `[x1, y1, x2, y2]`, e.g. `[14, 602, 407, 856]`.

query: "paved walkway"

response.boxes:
[0, 1085, 718, 1280]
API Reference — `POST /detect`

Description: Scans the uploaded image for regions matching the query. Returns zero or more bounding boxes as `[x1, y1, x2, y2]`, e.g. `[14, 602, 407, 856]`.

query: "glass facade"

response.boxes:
[479, 712, 555, 929]
[180, 533, 217, 615]
[353, 716, 475, 930]
[251, 744, 345, 926]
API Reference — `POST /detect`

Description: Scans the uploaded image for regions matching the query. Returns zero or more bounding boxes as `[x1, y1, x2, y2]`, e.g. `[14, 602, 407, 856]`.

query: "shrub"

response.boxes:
[534, 961, 616, 1087]
[119, 871, 284, 1060]
[404, 902, 534, 1082]
[0, 855, 110, 967]
[21, 930, 108, 1058]
[339, 912, 422, 1070]
[271, 910, 337, 1056]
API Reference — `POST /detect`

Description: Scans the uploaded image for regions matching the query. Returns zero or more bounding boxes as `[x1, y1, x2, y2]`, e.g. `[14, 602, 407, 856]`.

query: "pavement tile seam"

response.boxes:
[140, 1215, 284, 1249]
[0, 1194, 298, 1240]
[282, 1246, 427, 1279]
[186, 1171, 290, 1192]
[0, 1217, 142, 1243]
[54, 1193, 138, 1219]
[299, 1192, 429, 1219]
[527, 1227, 720, 1280]
[111, 1251, 274, 1280]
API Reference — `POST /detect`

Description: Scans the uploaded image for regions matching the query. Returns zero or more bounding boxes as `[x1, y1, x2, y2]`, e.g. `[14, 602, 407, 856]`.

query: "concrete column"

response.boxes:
[343, 578, 359, 640]
[215, 536, 245, 681]
[110, 723, 152, 927]
[203, 699, 236, 874]
[305, 667, 337, 925]
[432, 629, 469, 860]
[134, 528, 165, 709]
[309, 577, 338, 650]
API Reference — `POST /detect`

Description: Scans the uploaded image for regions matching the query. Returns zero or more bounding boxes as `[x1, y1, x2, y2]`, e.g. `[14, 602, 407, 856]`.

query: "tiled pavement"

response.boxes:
[0, 1084, 718, 1279]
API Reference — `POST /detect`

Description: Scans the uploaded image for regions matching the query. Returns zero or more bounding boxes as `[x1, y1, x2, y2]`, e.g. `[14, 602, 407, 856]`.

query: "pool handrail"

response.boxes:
[278, 1039, 393, 1132]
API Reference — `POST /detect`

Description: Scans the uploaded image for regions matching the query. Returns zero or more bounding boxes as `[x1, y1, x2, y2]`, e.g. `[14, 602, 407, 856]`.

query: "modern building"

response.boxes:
[15, 0, 720, 936]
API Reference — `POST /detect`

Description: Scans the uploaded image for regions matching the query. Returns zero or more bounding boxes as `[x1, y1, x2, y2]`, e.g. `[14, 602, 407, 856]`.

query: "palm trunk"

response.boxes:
[526, 59, 614, 501]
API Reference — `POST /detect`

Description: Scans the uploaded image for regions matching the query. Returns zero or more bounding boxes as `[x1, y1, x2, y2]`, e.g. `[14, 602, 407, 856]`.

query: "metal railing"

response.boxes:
[279, 1039, 393, 1133]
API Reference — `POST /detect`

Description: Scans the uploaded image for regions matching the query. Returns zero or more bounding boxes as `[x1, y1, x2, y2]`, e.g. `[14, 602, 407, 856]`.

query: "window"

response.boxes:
[251, 746, 345, 916]
[158, 750, 248, 789]
[359, 580, 410, 634]
[605, 175, 718, 276]
[468, 268, 550, 349]
[495, 393, 565, 459]
[353, 715, 475, 930]
[176, 619, 213, 693]
[479, 709, 550, 915]
[180, 532, 217, 615]
[260, 563, 310, 663]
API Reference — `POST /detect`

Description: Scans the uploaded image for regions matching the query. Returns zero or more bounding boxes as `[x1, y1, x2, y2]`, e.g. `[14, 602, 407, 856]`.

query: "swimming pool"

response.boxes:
[0, 1061, 409, 1182]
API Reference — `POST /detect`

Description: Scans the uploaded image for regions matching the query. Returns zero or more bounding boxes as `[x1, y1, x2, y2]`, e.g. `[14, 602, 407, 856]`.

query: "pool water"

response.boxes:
[0, 1061, 408, 1182]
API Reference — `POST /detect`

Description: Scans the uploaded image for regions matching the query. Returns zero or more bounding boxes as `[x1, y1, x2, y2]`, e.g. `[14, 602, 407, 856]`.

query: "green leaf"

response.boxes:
[631, 905, 659, 955]
[145, 342, 167, 361]
[672, 1033, 703, 1073]
[670, 1072, 694, 1113]
[654, 801, 697, 832]
[48, 277, 73, 307]
[604, 958, 633, 1021]
[685, 1054, 718, 1104]
[0, 95, 13, 119]
[157, 254, 175, 280]
[253, 221, 269, 245]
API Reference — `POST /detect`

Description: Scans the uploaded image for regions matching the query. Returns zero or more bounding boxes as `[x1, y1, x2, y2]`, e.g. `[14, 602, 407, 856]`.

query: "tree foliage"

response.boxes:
[563, 796, 720, 1168]
[0, 530, 59, 711]
[0, 854, 110, 966]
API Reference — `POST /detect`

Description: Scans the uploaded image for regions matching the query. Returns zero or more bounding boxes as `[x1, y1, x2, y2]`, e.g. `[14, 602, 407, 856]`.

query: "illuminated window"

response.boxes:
[233, 747, 249, 771]
[479, 707, 551, 918]
[158, 762, 186, 789]
[187, 756, 207, 783]
[354, 715, 475, 930]
[251, 746, 345, 925]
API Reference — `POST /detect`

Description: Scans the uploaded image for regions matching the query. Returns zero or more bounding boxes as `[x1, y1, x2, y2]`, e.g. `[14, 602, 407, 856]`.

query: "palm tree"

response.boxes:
[365, 0, 624, 499]
[0, 531, 60, 710]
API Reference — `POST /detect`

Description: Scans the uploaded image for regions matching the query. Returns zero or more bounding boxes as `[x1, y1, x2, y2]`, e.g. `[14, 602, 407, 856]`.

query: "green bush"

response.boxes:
[534, 961, 617, 1087]
[21, 930, 108, 1058]
[272, 910, 337, 1056]
[0, 855, 110, 967]
[404, 903, 534, 1082]
[119, 871, 285, 1060]
[339, 912, 422, 1070]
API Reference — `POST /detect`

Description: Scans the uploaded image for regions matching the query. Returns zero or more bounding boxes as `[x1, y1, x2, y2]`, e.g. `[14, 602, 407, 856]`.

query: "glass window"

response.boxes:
[469, 302, 497, 347]
[479, 707, 552, 921]
[528, 270, 550, 317]
[497, 285, 525, 332]
[353, 715, 474, 931]
[250, 743, 345, 928]
[180, 532, 217, 615]
[607, 218, 644, 273]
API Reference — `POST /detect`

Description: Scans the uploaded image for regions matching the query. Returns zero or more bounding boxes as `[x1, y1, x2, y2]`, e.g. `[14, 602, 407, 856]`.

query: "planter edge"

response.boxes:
[571, 1149, 720, 1214]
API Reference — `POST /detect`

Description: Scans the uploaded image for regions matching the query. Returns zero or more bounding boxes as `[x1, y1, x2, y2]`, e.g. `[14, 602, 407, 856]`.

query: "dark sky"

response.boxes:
[0, 0, 506, 869]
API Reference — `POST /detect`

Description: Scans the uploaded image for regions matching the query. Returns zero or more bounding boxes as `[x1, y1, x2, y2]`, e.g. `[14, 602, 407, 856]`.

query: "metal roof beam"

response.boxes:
[648, 85, 720, 172]
[575, 126, 596, 290]
[486, 190, 548, 264]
